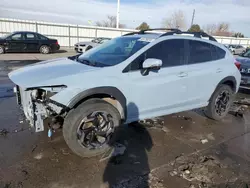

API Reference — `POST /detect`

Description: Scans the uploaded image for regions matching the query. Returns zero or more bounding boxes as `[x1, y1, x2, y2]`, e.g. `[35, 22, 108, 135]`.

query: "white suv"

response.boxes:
[9, 29, 241, 158]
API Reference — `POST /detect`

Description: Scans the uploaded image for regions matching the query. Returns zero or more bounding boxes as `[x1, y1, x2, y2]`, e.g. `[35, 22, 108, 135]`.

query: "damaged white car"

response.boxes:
[9, 29, 241, 158]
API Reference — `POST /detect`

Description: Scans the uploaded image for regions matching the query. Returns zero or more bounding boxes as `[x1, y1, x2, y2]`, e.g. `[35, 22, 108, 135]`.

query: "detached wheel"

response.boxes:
[63, 99, 121, 158]
[205, 84, 234, 120]
[39, 45, 51, 54]
[0, 45, 5, 54]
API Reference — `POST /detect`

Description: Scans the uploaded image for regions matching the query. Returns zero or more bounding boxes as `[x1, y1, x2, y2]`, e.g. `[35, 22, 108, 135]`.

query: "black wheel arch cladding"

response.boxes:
[208, 76, 236, 102]
[217, 76, 237, 92]
[68, 86, 127, 120]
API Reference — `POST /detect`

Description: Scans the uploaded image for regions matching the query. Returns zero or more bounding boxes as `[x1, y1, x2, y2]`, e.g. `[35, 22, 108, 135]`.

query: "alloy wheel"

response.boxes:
[214, 90, 231, 116]
[0, 47, 4, 54]
[77, 111, 114, 149]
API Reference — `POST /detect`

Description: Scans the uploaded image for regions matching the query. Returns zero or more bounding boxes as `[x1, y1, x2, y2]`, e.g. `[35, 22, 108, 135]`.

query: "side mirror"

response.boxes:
[142, 58, 162, 69]
[141, 58, 162, 76]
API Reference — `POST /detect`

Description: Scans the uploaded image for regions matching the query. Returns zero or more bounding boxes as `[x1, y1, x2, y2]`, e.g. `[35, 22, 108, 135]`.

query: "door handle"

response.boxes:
[216, 68, 222, 73]
[178, 72, 188, 77]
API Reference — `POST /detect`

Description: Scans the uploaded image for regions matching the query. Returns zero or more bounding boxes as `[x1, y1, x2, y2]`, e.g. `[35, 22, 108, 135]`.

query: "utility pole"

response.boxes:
[116, 0, 120, 29]
[191, 9, 195, 27]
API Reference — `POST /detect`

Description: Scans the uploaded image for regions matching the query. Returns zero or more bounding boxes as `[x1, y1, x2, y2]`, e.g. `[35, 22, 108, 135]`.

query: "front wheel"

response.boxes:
[63, 99, 121, 158]
[0, 45, 5, 54]
[205, 84, 234, 120]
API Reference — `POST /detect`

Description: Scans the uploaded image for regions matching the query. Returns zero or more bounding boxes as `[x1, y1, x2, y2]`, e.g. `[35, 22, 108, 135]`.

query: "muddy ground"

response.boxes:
[1, 52, 250, 188]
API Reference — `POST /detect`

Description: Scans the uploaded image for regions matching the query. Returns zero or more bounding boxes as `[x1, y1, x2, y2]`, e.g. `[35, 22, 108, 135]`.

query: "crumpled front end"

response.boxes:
[15, 85, 67, 132]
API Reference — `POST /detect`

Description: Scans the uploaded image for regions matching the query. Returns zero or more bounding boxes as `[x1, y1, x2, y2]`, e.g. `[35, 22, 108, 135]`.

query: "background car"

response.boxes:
[0, 31, 60, 54]
[236, 49, 250, 89]
[228, 44, 246, 55]
[74, 37, 111, 53]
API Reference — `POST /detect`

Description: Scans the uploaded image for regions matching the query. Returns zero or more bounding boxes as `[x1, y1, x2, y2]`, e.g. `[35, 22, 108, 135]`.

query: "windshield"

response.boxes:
[77, 36, 151, 67]
[241, 50, 250, 58]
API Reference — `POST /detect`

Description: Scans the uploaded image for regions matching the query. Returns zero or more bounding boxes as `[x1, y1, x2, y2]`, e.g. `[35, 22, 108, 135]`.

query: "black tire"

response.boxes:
[63, 98, 121, 158]
[205, 84, 234, 120]
[85, 46, 93, 52]
[0, 45, 5, 54]
[39, 45, 51, 54]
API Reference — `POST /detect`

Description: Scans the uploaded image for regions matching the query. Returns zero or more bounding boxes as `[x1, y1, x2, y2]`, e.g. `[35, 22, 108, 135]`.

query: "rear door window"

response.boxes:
[25, 33, 36, 40]
[37, 34, 48, 40]
[188, 40, 225, 64]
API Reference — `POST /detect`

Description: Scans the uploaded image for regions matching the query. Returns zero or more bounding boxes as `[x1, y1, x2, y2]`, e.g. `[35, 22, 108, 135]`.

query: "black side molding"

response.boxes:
[68, 86, 127, 119]
[217, 76, 237, 92]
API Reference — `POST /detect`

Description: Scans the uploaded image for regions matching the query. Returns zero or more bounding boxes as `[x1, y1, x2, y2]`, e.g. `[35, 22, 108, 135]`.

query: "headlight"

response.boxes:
[31, 90, 38, 99]
[29, 86, 66, 101]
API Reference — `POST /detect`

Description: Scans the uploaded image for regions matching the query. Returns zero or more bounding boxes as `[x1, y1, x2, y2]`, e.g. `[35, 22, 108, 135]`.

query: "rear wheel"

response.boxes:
[39, 45, 51, 54]
[205, 84, 234, 120]
[0, 45, 5, 54]
[63, 99, 121, 158]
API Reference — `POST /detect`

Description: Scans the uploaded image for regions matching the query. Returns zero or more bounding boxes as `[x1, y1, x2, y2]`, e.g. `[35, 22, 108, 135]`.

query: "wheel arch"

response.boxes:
[217, 76, 237, 92]
[68, 86, 127, 120]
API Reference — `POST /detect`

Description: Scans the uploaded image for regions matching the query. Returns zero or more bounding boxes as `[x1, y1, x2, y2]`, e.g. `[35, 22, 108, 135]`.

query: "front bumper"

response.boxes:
[74, 46, 86, 53]
[14, 85, 65, 132]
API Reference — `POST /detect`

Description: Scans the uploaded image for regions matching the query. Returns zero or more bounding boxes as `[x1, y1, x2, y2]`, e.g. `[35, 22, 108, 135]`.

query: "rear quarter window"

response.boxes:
[37, 34, 48, 40]
[188, 40, 226, 64]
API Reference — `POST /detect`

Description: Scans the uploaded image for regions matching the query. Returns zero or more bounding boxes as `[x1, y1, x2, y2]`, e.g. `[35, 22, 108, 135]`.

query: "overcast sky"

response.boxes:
[0, 0, 249, 36]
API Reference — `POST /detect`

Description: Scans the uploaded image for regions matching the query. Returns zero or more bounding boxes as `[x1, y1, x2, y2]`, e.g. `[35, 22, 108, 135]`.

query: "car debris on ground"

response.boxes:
[166, 154, 250, 187]
[100, 143, 126, 162]
[0, 128, 8, 136]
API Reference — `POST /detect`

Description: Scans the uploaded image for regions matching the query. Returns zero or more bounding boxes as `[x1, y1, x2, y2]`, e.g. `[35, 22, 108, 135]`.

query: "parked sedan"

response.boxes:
[0, 31, 60, 54]
[74, 37, 111, 53]
[236, 49, 250, 89]
[228, 44, 246, 55]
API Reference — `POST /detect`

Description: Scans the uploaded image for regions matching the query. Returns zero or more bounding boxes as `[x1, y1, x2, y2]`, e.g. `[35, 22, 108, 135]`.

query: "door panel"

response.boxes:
[186, 40, 227, 105]
[121, 39, 189, 122]
[7, 33, 24, 52]
[24, 33, 39, 52]
[124, 65, 188, 121]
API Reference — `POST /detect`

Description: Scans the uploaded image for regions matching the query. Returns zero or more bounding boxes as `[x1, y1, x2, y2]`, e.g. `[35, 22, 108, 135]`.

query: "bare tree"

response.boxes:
[162, 10, 186, 30]
[96, 15, 126, 28]
[203, 24, 217, 35]
[203, 22, 232, 37]
[215, 22, 232, 36]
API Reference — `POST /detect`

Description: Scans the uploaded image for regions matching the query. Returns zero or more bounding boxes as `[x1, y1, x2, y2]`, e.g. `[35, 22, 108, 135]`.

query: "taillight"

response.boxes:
[234, 60, 241, 70]
[55, 41, 59, 45]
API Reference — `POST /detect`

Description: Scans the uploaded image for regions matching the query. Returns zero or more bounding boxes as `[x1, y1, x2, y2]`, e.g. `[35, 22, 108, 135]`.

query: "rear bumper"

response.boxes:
[240, 75, 250, 89]
[51, 45, 60, 51]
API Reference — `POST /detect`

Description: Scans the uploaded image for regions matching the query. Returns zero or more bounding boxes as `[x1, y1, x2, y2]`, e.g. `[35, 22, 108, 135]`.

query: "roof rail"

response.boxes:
[160, 31, 217, 42]
[123, 28, 181, 36]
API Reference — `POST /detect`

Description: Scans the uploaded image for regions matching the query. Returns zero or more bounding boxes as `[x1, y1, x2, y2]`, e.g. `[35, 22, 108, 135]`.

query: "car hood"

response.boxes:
[76, 41, 95, 45]
[8, 58, 100, 88]
[236, 56, 250, 66]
